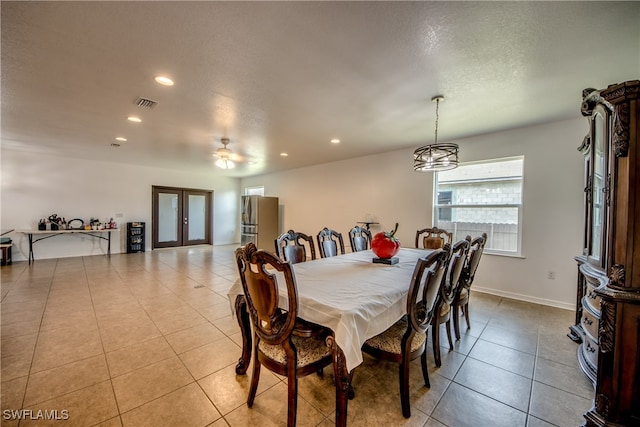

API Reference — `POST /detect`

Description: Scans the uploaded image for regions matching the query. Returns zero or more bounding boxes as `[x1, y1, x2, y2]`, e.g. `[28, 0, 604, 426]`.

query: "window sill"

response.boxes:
[485, 251, 525, 259]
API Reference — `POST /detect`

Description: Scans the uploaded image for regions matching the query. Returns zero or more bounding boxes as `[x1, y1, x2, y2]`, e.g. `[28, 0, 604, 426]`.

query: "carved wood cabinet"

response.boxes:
[569, 80, 640, 426]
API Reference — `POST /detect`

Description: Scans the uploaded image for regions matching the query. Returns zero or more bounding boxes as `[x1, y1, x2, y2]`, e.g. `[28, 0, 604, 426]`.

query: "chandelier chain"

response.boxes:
[434, 98, 440, 144]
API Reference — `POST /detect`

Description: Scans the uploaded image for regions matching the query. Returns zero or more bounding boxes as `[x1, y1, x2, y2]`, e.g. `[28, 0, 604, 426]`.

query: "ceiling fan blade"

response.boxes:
[229, 152, 245, 162]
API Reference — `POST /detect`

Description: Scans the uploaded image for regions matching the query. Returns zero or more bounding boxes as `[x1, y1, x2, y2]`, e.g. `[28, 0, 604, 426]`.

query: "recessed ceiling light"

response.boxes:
[127, 116, 142, 123]
[115, 137, 127, 142]
[331, 138, 341, 144]
[154, 76, 174, 86]
[280, 152, 288, 157]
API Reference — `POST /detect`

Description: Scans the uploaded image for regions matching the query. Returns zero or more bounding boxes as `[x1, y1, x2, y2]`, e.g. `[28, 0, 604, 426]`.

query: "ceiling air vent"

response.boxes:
[135, 97, 158, 109]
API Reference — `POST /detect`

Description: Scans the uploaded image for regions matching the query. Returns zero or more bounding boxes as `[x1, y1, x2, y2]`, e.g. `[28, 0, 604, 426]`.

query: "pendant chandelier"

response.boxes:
[413, 95, 458, 172]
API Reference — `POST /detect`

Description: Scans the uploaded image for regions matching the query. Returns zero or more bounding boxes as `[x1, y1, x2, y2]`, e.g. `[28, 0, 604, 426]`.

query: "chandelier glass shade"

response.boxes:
[413, 95, 459, 172]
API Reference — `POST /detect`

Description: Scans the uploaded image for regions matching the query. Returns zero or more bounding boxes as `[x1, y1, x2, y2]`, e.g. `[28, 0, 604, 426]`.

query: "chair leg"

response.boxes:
[399, 354, 411, 418]
[287, 368, 298, 427]
[445, 319, 454, 351]
[421, 332, 431, 388]
[432, 316, 441, 367]
[248, 353, 261, 407]
[453, 303, 461, 341]
[464, 302, 471, 330]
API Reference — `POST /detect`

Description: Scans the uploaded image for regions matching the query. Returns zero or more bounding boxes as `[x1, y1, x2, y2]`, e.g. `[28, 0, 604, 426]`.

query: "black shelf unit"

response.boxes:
[126, 222, 145, 253]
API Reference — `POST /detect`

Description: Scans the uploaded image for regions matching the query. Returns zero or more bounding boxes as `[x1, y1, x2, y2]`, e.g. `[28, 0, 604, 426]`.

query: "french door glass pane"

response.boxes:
[158, 193, 178, 242]
[188, 194, 206, 240]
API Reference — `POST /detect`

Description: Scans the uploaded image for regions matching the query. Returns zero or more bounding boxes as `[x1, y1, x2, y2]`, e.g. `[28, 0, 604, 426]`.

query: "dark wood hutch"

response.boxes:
[569, 80, 640, 426]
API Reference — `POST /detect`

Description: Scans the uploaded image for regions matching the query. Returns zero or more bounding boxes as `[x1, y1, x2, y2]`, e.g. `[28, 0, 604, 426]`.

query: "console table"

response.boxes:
[18, 229, 117, 264]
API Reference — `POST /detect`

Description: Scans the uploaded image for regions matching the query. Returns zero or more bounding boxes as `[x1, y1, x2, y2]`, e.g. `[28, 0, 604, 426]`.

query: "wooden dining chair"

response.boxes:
[275, 230, 316, 263]
[317, 227, 345, 258]
[235, 243, 334, 427]
[415, 227, 453, 250]
[431, 238, 470, 367]
[348, 225, 372, 252]
[362, 248, 449, 418]
[452, 233, 487, 340]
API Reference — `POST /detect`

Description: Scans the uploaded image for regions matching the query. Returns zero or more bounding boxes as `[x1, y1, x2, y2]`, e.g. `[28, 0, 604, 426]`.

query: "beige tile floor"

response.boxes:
[1, 245, 594, 426]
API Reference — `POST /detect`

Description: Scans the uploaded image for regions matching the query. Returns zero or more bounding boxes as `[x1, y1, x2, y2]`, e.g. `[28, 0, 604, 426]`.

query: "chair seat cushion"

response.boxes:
[259, 333, 331, 367]
[363, 316, 426, 355]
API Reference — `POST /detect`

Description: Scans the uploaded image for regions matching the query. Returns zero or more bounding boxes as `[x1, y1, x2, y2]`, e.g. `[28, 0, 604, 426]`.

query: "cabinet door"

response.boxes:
[588, 107, 608, 268]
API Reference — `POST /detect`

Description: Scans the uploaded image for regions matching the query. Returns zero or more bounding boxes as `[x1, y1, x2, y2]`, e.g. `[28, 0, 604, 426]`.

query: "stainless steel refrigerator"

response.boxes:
[241, 195, 279, 250]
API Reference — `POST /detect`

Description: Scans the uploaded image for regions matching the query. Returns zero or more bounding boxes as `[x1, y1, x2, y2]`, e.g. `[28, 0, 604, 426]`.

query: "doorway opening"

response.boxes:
[152, 186, 213, 249]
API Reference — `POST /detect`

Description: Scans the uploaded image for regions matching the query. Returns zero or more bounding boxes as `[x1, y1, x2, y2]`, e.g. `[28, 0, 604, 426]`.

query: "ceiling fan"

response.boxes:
[214, 137, 240, 169]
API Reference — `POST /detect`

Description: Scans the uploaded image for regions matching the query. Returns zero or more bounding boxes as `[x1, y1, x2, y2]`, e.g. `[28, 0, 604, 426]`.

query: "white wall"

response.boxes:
[241, 118, 587, 309]
[1, 150, 240, 261]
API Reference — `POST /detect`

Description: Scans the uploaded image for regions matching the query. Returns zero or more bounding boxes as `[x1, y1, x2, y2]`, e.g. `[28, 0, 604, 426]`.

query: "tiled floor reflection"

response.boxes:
[1, 246, 593, 426]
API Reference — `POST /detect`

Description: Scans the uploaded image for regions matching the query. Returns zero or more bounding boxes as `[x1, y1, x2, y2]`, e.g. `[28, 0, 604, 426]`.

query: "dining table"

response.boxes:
[228, 247, 433, 426]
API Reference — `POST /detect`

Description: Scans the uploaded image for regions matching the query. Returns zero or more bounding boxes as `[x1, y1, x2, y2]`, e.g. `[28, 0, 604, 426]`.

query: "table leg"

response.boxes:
[327, 335, 353, 427]
[234, 295, 252, 375]
[107, 231, 111, 257]
[28, 233, 34, 265]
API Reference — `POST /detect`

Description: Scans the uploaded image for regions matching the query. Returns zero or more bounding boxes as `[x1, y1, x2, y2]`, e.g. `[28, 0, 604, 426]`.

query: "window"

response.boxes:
[434, 156, 524, 256]
[244, 186, 264, 196]
[437, 191, 452, 221]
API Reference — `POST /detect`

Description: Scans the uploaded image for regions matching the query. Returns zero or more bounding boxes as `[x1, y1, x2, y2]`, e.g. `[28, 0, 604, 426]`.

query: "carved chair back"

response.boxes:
[461, 233, 488, 290]
[439, 238, 471, 305]
[275, 230, 316, 264]
[316, 227, 345, 258]
[408, 249, 450, 334]
[415, 227, 453, 250]
[235, 243, 298, 345]
[349, 225, 372, 252]
[428, 239, 469, 367]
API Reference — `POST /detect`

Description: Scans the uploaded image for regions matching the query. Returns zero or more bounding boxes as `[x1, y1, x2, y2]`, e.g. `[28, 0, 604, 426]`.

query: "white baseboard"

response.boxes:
[473, 286, 575, 311]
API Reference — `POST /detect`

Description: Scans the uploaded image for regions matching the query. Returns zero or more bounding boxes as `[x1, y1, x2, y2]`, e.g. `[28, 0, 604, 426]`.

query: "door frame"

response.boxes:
[151, 186, 213, 249]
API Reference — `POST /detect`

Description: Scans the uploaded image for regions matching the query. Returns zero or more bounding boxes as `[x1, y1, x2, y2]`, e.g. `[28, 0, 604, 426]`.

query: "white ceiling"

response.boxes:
[2, 1, 639, 177]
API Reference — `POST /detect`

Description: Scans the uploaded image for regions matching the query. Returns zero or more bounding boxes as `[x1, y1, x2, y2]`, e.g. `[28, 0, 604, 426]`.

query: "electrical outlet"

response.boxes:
[115, 213, 124, 218]
[547, 271, 556, 280]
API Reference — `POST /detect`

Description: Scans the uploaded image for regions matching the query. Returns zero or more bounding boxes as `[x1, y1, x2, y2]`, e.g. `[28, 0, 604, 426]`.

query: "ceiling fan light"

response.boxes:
[215, 158, 235, 169]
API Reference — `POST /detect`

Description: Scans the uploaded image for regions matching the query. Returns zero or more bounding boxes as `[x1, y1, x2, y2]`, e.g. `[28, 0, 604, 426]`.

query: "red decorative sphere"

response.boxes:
[371, 223, 401, 259]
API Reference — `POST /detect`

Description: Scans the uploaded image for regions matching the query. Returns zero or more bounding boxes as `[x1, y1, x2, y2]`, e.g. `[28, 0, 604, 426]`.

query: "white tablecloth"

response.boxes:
[228, 247, 432, 372]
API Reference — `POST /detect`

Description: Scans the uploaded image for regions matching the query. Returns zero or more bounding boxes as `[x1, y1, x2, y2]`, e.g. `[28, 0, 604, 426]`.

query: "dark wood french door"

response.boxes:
[152, 186, 212, 249]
